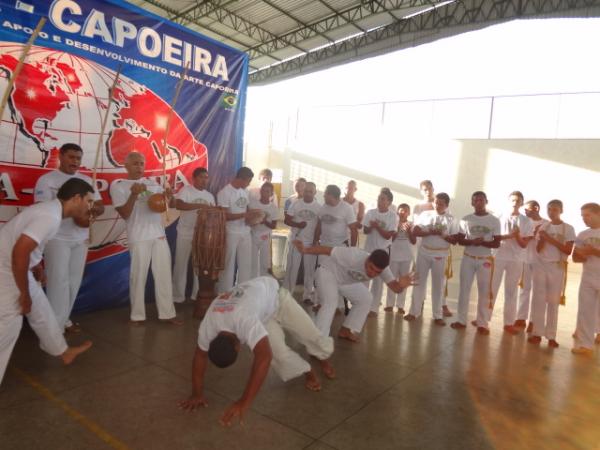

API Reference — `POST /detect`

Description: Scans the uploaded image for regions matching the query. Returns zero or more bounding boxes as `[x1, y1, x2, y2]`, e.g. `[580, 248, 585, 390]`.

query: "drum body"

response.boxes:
[192, 207, 226, 318]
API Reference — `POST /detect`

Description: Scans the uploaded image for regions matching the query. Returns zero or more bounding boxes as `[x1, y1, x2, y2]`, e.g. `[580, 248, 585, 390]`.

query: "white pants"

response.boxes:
[369, 277, 384, 313]
[409, 252, 447, 319]
[490, 259, 523, 326]
[575, 277, 600, 349]
[1, 274, 67, 384]
[457, 254, 494, 327]
[285, 246, 317, 299]
[283, 238, 295, 288]
[44, 239, 88, 329]
[531, 261, 563, 340]
[217, 231, 251, 293]
[251, 234, 271, 278]
[129, 238, 176, 321]
[386, 260, 412, 308]
[172, 235, 199, 303]
[314, 267, 372, 335]
[265, 288, 334, 381]
[517, 262, 534, 321]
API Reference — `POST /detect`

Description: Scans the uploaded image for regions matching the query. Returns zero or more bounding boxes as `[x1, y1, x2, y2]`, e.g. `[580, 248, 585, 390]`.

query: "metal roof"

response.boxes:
[132, 0, 600, 85]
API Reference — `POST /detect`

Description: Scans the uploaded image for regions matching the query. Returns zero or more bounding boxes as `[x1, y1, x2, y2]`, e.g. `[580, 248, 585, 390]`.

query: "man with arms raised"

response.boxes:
[0, 179, 93, 384]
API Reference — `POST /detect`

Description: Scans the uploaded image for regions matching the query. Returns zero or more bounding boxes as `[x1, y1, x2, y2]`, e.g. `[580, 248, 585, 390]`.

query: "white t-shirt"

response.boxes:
[575, 228, 600, 281]
[459, 213, 502, 257]
[217, 184, 250, 234]
[536, 222, 576, 263]
[249, 187, 278, 208]
[110, 178, 165, 244]
[0, 200, 62, 276]
[287, 198, 321, 244]
[416, 210, 458, 257]
[175, 186, 215, 239]
[321, 247, 394, 286]
[197, 277, 279, 351]
[525, 219, 547, 263]
[34, 170, 101, 242]
[284, 194, 299, 213]
[319, 201, 356, 247]
[362, 208, 398, 252]
[413, 201, 434, 220]
[249, 198, 279, 243]
[390, 221, 414, 262]
[493, 213, 533, 262]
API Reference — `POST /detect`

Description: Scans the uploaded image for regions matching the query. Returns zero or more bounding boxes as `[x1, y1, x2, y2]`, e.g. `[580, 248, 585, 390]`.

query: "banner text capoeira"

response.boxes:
[0, 0, 248, 312]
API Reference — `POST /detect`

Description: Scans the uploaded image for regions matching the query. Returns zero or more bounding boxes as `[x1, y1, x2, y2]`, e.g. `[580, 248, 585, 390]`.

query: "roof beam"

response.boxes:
[249, 0, 600, 84]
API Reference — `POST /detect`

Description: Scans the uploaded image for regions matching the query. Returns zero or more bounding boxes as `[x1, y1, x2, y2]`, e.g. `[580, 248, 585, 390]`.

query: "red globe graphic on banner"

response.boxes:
[0, 43, 208, 260]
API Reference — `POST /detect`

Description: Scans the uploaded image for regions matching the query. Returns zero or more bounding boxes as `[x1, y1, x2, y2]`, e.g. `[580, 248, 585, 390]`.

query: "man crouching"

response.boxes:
[179, 276, 334, 426]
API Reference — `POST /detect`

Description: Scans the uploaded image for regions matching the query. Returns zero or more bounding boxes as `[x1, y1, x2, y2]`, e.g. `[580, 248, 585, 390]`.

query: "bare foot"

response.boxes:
[434, 319, 446, 326]
[548, 339, 559, 348]
[128, 319, 145, 326]
[526, 322, 534, 333]
[450, 322, 466, 330]
[477, 326, 490, 336]
[403, 314, 416, 322]
[338, 327, 360, 343]
[442, 305, 453, 317]
[61, 341, 93, 365]
[312, 357, 336, 379]
[513, 319, 526, 328]
[64, 323, 82, 334]
[470, 320, 478, 327]
[503, 325, 519, 335]
[368, 311, 377, 318]
[528, 335, 541, 344]
[160, 317, 184, 326]
[397, 308, 405, 315]
[383, 307, 393, 313]
[304, 370, 321, 392]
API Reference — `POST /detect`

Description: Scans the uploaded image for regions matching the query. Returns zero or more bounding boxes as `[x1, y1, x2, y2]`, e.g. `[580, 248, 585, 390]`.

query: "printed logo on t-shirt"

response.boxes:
[373, 219, 387, 229]
[321, 214, 338, 224]
[470, 225, 491, 236]
[193, 198, 209, 205]
[235, 197, 248, 208]
[583, 237, 600, 247]
[297, 209, 317, 221]
[347, 269, 369, 282]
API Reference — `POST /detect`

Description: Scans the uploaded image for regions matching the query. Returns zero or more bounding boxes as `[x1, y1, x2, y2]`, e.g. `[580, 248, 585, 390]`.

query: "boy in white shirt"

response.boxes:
[343, 180, 365, 232]
[179, 277, 335, 425]
[572, 203, 600, 356]
[407, 193, 458, 326]
[249, 168, 278, 207]
[110, 152, 181, 325]
[386, 204, 416, 314]
[216, 167, 255, 292]
[295, 242, 416, 342]
[173, 167, 215, 303]
[283, 177, 306, 214]
[515, 200, 547, 331]
[363, 189, 398, 316]
[528, 199, 575, 348]
[489, 191, 534, 334]
[284, 182, 321, 302]
[451, 191, 501, 335]
[0, 178, 94, 384]
[249, 182, 279, 278]
[34, 143, 104, 333]
[413, 180, 453, 318]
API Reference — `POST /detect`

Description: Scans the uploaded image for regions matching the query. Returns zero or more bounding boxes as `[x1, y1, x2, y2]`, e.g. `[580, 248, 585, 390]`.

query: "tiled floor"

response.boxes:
[1, 264, 599, 450]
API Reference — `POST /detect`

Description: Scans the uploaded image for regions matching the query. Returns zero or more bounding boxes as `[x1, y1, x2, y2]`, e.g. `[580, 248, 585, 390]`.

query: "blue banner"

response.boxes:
[0, 0, 248, 312]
